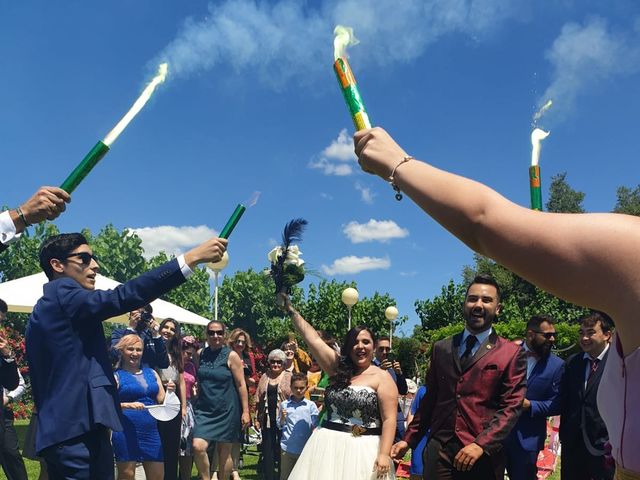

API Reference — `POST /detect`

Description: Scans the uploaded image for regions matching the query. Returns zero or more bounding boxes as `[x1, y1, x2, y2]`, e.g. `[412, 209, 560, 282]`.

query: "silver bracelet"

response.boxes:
[388, 156, 414, 201]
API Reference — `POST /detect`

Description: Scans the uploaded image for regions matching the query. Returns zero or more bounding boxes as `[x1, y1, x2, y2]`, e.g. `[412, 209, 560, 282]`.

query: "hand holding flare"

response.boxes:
[333, 26, 371, 131]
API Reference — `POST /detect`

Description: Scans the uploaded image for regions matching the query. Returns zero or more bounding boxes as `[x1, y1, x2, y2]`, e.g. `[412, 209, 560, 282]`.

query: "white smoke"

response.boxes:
[538, 17, 640, 123]
[156, 0, 526, 87]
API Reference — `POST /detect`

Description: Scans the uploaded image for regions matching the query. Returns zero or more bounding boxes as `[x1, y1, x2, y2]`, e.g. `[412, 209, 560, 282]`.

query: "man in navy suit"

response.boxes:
[26, 232, 227, 480]
[504, 315, 564, 480]
[559, 312, 614, 480]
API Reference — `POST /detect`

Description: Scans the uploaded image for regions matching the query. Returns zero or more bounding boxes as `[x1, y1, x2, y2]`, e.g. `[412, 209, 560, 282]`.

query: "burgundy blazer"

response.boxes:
[405, 331, 526, 457]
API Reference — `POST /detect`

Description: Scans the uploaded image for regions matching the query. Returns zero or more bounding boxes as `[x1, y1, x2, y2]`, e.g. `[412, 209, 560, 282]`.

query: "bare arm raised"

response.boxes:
[355, 127, 640, 354]
[278, 293, 339, 376]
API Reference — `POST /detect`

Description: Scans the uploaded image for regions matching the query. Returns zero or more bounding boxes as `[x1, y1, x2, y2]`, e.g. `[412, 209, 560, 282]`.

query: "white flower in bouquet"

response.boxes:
[268, 245, 305, 267]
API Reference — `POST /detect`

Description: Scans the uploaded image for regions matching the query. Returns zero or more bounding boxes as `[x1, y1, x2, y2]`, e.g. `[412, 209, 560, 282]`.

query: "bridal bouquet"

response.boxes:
[268, 218, 307, 294]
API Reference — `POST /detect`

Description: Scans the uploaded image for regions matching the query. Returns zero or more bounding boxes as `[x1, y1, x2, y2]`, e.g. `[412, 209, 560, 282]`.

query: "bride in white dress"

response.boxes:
[279, 293, 398, 479]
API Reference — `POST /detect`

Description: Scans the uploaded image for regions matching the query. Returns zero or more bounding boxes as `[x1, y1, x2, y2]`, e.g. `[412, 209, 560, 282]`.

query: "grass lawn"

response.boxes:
[9, 419, 262, 480]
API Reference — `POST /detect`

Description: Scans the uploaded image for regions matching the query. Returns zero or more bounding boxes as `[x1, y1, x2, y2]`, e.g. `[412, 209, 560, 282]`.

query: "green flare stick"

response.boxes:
[60, 141, 110, 194]
[529, 165, 542, 211]
[333, 57, 371, 131]
[219, 204, 246, 239]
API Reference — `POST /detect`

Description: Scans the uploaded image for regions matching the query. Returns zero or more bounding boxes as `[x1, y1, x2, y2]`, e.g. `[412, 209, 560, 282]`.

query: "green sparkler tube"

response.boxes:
[60, 140, 110, 194]
[219, 204, 246, 239]
[529, 165, 542, 211]
[333, 57, 371, 131]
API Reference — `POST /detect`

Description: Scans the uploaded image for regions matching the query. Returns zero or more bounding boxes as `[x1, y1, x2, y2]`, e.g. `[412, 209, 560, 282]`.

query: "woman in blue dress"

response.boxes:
[112, 334, 175, 480]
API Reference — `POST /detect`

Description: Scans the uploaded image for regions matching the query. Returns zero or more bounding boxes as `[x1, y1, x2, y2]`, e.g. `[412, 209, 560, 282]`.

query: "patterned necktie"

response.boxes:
[461, 335, 477, 369]
[587, 357, 600, 383]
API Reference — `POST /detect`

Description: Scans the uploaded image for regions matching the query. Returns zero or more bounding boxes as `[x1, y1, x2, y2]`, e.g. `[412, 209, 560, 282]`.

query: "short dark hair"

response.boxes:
[376, 336, 391, 345]
[0, 298, 7, 314]
[527, 315, 555, 331]
[39, 233, 89, 280]
[290, 372, 308, 386]
[465, 274, 501, 302]
[206, 320, 225, 333]
[579, 311, 614, 334]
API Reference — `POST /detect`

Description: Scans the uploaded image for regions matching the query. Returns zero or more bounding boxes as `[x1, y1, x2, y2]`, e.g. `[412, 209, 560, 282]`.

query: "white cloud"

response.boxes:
[322, 255, 391, 275]
[343, 219, 409, 243]
[309, 129, 357, 176]
[128, 225, 218, 259]
[539, 17, 640, 123]
[355, 182, 375, 204]
[400, 271, 418, 277]
[157, 0, 525, 87]
[320, 192, 334, 200]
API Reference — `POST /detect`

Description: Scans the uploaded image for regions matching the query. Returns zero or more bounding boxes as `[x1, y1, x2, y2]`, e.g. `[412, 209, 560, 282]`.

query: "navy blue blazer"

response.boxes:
[506, 351, 564, 452]
[26, 258, 186, 453]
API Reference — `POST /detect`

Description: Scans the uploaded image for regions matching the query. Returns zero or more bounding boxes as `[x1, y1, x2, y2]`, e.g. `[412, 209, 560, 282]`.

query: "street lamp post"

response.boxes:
[341, 287, 359, 331]
[207, 252, 229, 322]
[385, 306, 399, 350]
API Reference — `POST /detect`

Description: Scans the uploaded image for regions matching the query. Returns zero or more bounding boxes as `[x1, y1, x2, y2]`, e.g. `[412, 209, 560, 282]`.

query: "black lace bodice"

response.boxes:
[324, 385, 381, 427]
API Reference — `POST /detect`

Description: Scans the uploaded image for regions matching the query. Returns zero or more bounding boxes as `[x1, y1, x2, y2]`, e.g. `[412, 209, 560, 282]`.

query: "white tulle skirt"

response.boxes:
[287, 427, 396, 480]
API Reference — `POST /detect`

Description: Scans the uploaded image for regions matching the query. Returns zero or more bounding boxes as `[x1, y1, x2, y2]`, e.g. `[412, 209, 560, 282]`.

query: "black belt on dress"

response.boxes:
[323, 421, 381, 436]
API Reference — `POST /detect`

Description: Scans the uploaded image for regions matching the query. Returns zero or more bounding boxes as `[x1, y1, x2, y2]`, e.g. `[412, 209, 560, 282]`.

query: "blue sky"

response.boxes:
[2, 0, 639, 335]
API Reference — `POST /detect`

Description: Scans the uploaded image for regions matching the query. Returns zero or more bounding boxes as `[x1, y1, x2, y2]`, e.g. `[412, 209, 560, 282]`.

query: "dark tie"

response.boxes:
[461, 335, 477, 370]
[587, 357, 600, 383]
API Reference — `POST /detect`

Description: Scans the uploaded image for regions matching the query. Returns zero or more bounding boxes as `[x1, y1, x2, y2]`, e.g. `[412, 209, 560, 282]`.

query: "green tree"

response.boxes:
[0, 221, 59, 282]
[613, 185, 640, 216]
[218, 269, 304, 348]
[85, 224, 147, 282]
[300, 279, 407, 342]
[414, 280, 465, 331]
[545, 172, 586, 213]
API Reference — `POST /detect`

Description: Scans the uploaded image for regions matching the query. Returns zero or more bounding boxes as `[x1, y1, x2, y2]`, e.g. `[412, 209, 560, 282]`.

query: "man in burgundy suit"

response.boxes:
[392, 274, 527, 479]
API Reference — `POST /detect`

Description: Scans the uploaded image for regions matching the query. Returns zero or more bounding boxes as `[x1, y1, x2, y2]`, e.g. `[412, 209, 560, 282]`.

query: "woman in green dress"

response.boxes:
[192, 321, 250, 480]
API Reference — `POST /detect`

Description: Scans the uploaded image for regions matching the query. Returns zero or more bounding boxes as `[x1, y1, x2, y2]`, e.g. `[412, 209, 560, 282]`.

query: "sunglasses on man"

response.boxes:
[207, 329, 225, 337]
[531, 330, 558, 340]
[63, 252, 99, 265]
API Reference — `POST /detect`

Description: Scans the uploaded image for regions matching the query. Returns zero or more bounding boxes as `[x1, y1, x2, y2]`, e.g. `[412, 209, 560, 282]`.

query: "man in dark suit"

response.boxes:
[26, 232, 227, 480]
[392, 274, 526, 479]
[0, 187, 70, 253]
[504, 315, 564, 480]
[560, 312, 614, 480]
[0, 302, 19, 477]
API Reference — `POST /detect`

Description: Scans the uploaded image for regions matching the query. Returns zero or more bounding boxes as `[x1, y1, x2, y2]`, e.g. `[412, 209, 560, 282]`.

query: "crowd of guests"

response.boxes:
[0, 277, 629, 480]
[2, 116, 640, 480]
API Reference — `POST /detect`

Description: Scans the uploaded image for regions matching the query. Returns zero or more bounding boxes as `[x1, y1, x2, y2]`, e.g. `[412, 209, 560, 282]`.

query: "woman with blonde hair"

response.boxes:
[112, 334, 175, 480]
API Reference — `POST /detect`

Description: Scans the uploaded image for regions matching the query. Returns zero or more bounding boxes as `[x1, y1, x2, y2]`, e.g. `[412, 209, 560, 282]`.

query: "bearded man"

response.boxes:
[504, 315, 564, 480]
[392, 274, 526, 480]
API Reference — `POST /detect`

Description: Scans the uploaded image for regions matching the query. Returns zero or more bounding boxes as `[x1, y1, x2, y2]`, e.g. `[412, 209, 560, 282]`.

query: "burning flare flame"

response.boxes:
[533, 99, 553, 123]
[531, 128, 550, 167]
[103, 63, 169, 147]
[333, 25, 359, 61]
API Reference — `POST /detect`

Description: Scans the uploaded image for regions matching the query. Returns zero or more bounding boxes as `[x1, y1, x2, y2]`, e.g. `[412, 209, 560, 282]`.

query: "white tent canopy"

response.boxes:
[0, 272, 210, 326]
